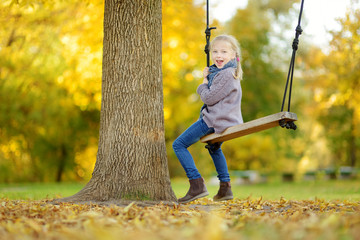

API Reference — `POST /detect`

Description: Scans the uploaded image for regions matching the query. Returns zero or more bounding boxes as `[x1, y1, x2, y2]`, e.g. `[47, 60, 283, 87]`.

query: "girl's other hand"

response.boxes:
[203, 67, 209, 78]
[202, 67, 209, 84]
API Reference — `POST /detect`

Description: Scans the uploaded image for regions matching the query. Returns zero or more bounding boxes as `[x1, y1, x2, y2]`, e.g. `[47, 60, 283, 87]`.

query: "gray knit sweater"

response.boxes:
[197, 68, 243, 133]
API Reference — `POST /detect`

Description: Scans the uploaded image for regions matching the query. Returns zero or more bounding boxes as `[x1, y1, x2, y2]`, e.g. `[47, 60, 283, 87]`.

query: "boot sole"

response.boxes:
[214, 195, 233, 201]
[178, 191, 209, 204]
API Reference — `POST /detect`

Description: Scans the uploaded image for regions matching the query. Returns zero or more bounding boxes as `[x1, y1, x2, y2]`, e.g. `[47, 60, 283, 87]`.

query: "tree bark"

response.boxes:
[55, 144, 67, 182]
[349, 119, 356, 167]
[61, 0, 177, 202]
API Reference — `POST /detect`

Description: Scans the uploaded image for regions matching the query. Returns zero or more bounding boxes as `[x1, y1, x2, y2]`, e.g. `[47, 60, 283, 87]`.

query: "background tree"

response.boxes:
[2, 0, 357, 184]
[305, 4, 360, 168]
[0, 1, 101, 182]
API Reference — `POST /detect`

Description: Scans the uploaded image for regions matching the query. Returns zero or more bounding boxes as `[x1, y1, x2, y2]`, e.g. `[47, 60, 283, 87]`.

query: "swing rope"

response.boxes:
[204, 0, 216, 67]
[279, 0, 305, 130]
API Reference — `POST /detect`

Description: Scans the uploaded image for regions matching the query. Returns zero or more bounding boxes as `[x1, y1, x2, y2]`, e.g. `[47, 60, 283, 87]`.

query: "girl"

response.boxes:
[173, 35, 243, 203]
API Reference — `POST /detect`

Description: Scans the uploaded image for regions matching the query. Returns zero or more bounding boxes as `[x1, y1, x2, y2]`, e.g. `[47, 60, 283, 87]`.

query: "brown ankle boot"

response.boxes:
[213, 181, 233, 201]
[178, 177, 209, 204]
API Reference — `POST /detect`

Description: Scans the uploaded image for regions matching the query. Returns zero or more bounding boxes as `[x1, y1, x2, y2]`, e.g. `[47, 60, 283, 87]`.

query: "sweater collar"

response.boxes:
[207, 59, 237, 87]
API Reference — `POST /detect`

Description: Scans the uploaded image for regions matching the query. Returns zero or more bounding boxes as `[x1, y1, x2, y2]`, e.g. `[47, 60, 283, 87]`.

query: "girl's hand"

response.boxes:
[203, 67, 209, 84]
[203, 67, 209, 78]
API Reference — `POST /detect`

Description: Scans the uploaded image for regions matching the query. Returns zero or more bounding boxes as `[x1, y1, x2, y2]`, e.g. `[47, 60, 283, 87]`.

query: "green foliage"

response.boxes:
[1, 0, 358, 183]
[0, 1, 102, 182]
[304, 3, 360, 167]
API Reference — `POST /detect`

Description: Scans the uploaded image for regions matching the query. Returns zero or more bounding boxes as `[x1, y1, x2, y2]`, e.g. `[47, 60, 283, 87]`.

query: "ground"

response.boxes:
[1, 197, 359, 240]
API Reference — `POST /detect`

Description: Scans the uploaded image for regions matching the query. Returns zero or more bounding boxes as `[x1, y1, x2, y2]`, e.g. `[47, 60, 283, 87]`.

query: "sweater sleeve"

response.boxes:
[196, 69, 235, 106]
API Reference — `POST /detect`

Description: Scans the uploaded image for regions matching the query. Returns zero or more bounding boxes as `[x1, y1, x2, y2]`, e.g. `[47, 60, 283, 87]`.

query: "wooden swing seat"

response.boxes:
[200, 111, 297, 144]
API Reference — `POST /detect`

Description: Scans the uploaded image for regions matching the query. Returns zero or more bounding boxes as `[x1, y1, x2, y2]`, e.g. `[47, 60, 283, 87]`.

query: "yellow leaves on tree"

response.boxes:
[162, 0, 207, 125]
[0, 1, 103, 182]
[304, 5, 360, 167]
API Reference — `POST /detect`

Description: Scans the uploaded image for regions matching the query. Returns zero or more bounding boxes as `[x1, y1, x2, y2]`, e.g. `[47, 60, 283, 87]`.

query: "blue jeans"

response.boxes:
[172, 119, 230, 182]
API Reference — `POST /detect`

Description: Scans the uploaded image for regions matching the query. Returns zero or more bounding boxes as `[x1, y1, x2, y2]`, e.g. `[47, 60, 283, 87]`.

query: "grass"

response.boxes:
[0, 182, 84, 200]
[0, 178, 359, 201]
[1, 179, 359, 240]
[174, 178, 360, 201]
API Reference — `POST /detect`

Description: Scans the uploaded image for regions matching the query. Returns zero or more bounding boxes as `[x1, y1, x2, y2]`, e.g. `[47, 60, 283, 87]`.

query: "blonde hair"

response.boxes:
[210, 35, 243, 80]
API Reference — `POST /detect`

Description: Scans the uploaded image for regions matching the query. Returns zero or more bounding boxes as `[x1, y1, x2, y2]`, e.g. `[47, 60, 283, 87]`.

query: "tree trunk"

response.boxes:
[61, 0, 176, 202]
[55, 144, 67, 182]
[349, 120, 356, 167]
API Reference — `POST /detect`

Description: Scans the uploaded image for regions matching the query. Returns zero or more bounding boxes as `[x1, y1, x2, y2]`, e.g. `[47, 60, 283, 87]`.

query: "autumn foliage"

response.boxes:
[1, 198, 359, 240]
[0, 0, 359, 181]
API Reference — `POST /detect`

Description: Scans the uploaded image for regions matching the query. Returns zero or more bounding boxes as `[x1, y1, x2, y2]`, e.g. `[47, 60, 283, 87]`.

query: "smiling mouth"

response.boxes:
[216, 60, 224, 65]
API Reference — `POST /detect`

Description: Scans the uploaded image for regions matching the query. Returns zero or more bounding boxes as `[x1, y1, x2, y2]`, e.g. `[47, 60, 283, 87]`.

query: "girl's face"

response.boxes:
[211, 40, 236, 69]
